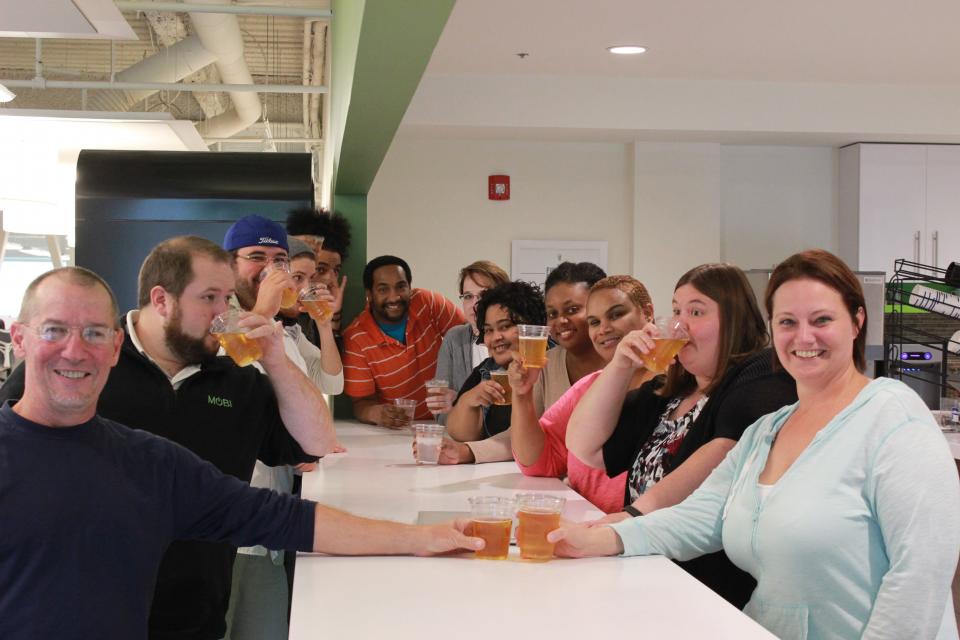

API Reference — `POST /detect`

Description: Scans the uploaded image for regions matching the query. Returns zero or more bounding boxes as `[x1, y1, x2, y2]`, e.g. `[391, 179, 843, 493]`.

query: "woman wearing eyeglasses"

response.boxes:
[431, 261, 510, 418]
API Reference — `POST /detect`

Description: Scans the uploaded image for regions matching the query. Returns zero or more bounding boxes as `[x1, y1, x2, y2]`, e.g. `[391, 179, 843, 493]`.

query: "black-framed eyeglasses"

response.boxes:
[27, 323, 116, 346]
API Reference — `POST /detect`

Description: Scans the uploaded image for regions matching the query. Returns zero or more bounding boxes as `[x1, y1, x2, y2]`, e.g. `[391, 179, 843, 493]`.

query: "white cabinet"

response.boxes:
[840, 143, 960, 277]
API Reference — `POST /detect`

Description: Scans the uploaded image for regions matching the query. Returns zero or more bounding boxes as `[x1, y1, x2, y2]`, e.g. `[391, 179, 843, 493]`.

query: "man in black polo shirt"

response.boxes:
[0, 236, 336, 640]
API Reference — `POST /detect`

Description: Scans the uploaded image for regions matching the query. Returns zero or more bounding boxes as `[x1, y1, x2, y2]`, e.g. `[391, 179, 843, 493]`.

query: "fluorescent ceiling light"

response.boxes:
[607, 45, 647, 55]
[0, 84, 15, 103]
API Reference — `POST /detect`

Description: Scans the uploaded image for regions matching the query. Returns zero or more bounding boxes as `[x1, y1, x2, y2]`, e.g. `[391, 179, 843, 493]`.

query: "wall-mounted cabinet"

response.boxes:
[839, 143, 960, 277]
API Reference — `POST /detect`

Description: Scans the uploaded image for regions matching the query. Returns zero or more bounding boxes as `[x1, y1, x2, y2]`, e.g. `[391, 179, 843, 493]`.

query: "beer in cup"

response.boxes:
[210, 309, 262, 367]
[518, 324, 549, 368]
[516, 493, 565, 561]
[640, 317, 690, 374]
[299, 285, 333, 323]
[260, 260, 298, 310]
[489, 369, 511, 405]
[468, 496, 516, 560]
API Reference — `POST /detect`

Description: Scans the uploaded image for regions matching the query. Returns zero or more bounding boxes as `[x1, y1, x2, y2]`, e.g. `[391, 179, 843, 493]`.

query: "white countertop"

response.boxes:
[289, 422, 776, 640]
[944, 431, 960, 460]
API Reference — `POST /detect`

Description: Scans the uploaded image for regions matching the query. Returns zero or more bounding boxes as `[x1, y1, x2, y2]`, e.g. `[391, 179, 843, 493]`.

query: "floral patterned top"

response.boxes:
[627, 394, 709, 501]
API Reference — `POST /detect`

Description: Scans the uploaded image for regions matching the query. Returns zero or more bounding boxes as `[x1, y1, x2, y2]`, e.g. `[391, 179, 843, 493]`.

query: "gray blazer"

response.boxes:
[435, 323, 477, 395]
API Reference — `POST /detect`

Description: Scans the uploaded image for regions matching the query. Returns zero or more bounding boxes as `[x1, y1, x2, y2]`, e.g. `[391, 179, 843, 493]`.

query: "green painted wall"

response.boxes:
[328, 0, 455, 418]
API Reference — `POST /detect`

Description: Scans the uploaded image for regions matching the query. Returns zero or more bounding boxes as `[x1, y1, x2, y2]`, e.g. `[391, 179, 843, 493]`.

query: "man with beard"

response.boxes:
[0, 235, 335, 640]
[343, 255, 464, 427]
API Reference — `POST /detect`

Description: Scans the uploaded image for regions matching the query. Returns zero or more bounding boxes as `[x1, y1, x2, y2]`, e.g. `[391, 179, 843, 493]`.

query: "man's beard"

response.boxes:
[376, 299, 409, 322]
[164, 303, 218, 365]
[234, 277, 258, 312]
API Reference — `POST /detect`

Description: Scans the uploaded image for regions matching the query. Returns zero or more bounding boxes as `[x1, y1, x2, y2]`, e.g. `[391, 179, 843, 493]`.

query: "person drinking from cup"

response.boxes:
[343, 255, 464, 428]
[224, 225, 343, 640]
[444, 281, 546, 449]
[550, 250, 960, 640]
[565, 263, 797, 608]
[432, 260, 511, 421]
[0, 236, 336, 640]
[511, 276, 658, 513]
[433, 264, 609, 464]
[286, 207, 353, 339]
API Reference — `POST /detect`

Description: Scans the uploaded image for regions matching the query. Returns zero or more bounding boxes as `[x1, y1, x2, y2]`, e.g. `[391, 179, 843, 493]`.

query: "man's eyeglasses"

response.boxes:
[27, 323, 116, 346]
[236, 254, 290, 267]
[458, 291, 486, 304]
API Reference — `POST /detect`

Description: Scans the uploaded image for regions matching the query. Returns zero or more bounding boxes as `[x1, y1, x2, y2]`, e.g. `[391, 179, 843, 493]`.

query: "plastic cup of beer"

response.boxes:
[468, 496, 516, 560]
[518, 324, 549, 368]
[299, 285, 333, 323]
[210, 309, 262, 367]
[414, 423, 444, 464]
[640, 317, 690, 374]
[260, 260, 298, 309]
[516, 493, 565, 561]
[489, 369, 512, 405]
[424, 378, 450, 417]
[394, 398, 417, 429]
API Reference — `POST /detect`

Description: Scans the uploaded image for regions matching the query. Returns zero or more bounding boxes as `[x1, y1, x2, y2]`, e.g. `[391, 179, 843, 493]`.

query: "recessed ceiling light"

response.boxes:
[607, 45, 647, 55]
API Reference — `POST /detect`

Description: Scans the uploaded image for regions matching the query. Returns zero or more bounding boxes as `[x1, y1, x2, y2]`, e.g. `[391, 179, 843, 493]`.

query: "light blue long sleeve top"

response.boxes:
[611, 378, 960, 640]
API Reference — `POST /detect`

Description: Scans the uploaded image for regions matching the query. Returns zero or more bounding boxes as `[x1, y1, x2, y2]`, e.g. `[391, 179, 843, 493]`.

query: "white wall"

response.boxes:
[721, 145, 838, 266]
[369, 136, 838, 314]
[367, 137, 633, 303]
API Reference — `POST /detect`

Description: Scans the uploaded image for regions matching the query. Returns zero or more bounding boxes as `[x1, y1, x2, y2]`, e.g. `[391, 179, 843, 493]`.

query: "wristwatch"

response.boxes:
[623, 505, 643, 518]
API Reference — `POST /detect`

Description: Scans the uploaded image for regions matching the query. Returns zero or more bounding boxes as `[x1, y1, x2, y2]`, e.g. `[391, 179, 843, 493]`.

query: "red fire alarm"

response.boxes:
[488, 174, 510, 200]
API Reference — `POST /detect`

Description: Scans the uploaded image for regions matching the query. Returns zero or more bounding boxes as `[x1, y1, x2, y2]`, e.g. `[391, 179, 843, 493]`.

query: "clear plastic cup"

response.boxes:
[414, 423, 444, 464]
[468, 496, 516, 560]
[518, 324, 549, 368]
[210, 308, 262, 367]
[515, 493, 565, 561]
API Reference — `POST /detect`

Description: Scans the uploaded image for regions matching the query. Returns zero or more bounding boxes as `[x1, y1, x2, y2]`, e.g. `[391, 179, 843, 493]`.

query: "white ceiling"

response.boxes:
[428, 0, 960, 84]
[410, 0, 960, 145]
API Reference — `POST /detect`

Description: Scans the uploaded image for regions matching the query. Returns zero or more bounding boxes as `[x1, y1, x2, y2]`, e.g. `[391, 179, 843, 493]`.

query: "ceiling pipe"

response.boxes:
[115, 2, 331, 18]
[0, 77, 326, 94]
[87, 34, 218, 111]
[188, 0, 262, 139]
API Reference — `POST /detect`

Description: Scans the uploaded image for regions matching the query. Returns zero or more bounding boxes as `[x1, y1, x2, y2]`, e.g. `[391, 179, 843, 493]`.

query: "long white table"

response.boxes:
[289, 422, 776, 639]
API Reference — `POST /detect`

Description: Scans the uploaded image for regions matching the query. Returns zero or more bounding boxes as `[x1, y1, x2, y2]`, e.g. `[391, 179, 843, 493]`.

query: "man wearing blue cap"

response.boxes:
[222, 216, 343, 640]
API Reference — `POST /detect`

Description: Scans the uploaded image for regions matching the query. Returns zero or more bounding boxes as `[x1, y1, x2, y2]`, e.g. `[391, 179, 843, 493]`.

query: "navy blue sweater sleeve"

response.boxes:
[166, 438, 316, 552]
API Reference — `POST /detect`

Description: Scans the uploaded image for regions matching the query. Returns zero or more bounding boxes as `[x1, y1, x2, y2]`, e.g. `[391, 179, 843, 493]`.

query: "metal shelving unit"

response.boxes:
[885, 259, 960, 398]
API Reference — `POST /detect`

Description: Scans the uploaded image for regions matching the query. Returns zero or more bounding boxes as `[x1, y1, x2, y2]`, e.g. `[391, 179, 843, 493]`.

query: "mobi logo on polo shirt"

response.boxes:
[259, 236, 279, 245]
[208, 395, 233, 408]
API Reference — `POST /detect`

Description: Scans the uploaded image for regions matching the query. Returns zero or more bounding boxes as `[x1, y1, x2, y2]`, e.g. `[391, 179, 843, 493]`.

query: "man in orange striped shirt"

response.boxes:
[343, 256, 464, 427]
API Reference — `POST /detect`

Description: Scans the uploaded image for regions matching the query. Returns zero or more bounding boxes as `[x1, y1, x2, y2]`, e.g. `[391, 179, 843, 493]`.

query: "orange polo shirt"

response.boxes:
[343, 288, 464, 420]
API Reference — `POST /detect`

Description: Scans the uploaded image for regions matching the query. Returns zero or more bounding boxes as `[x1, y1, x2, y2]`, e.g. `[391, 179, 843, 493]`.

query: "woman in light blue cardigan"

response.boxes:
[549, 250, 960, 640]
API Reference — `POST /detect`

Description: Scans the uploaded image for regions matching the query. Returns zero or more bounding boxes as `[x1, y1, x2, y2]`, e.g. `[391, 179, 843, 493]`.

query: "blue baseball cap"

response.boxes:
[223, 215, 289, 252]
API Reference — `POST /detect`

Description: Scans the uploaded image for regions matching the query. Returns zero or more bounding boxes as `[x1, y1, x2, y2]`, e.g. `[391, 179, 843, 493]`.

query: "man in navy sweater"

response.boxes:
[0, 266, 482, 640]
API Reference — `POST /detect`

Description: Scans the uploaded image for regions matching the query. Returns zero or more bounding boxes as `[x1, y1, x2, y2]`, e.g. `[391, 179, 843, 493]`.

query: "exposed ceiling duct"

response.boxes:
[188, 0, 261, 139]
[86, 34, 217, 112]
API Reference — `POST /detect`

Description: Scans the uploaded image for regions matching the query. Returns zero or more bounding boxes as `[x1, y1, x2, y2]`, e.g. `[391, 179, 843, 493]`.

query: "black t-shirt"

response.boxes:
[453, 357, 510, 438]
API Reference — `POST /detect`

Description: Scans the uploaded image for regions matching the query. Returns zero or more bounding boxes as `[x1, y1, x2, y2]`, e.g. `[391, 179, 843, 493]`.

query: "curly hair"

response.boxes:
[285, 207, 353, 259]
[473, 281, 546, 345]
[544, 261, 607, 293]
